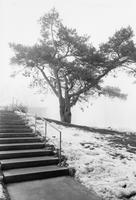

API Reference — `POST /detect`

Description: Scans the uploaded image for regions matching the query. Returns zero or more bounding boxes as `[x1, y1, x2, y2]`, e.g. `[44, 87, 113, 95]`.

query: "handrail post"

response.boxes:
[45, 120, 47, 144]
[25, 112, 27, 124]
[35, 114, 37, 134]
[59, 131, 62, 165]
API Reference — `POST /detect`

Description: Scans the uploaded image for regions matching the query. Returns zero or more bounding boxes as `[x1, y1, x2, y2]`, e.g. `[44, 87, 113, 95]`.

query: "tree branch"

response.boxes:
[69, 59, 125, 99]
[59, 44, 71, 60]
[37, 66, 59, 97]
[70, 95, 80, 107]
[53, 68, 63, 100]
[50, 24, 58, 59]
[64, 75, 69, 98]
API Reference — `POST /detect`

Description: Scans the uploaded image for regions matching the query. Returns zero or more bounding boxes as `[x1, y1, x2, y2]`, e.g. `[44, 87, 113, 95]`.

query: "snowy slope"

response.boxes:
[23, 112, 136, 200]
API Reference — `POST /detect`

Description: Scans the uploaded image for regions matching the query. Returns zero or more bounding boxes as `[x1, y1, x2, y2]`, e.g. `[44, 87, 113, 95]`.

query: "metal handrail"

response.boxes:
[15, 109, 62, 165]
[36, 116, 62, 165]
[43, 118, 60, 132]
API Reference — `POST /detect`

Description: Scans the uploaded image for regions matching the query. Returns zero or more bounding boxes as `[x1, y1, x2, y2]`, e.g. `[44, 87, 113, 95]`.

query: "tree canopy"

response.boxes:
[10, 8, 136, 123]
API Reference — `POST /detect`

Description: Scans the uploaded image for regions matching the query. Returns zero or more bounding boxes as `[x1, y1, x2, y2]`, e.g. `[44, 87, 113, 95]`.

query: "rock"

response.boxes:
[69, 167, 76, 177]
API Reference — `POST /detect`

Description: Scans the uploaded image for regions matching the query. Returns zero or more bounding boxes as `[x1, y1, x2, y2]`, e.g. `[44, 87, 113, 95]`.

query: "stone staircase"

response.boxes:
[0, 110, 69, 184]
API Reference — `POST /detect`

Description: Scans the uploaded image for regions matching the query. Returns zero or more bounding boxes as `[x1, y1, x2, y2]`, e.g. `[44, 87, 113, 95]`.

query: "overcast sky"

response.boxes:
[0, 0, 136, 129]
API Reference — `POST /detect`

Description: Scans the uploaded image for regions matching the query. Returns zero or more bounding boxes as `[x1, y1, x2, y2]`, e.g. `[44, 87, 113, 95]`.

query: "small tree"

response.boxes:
[10, 9, 136, 123]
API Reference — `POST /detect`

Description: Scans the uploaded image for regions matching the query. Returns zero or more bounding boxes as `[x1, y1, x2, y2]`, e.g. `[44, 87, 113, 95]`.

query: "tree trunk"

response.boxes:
[59, 98, 71, 123]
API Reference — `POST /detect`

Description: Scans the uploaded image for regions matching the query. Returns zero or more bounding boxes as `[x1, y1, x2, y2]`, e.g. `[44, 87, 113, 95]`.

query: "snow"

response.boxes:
[0, 184, 6, 199]
[18, 111, 136, 200]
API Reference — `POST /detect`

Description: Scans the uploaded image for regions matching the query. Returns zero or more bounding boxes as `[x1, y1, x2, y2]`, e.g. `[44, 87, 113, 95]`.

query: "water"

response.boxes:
[28, 107, 47, 117]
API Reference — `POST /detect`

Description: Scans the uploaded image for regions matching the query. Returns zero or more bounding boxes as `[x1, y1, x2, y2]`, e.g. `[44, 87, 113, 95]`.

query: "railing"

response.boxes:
[15, 109, 62, 165]
[35, 115, 62, 165]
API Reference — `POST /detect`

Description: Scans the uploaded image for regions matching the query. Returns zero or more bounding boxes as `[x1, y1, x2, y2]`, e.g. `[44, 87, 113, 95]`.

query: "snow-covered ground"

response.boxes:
[17, 112, 136, 200]
[0, 185, 5, 199]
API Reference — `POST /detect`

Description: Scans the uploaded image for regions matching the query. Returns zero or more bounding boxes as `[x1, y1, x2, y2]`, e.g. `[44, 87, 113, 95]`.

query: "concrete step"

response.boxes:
[0, 125, 30, 129]
[0, 111, 20, 115]
[0, 128, 32, 133]
[0, 133, 35, 138]
[0, 114, 21, 117]
[0, 111, 70, 187]
[0, 149, 54, 159]
[0, 142, 45, 150]
[0, 137, 42, 144]
[0, 124, 28, 128]
[1, 156, 59, 170]
[0, 119, 23, 122]
[0, 116, 22, 119]
[0, 120, 26, 125]
[0, 122, 26, 125]
[3, 165, 69, 183]
[0, 119, 24, 122]
[0, 114, 22, 117]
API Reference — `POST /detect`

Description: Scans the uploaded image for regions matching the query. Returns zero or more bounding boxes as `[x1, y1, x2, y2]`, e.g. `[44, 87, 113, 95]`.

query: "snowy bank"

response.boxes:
[19, 112, 136, 200]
